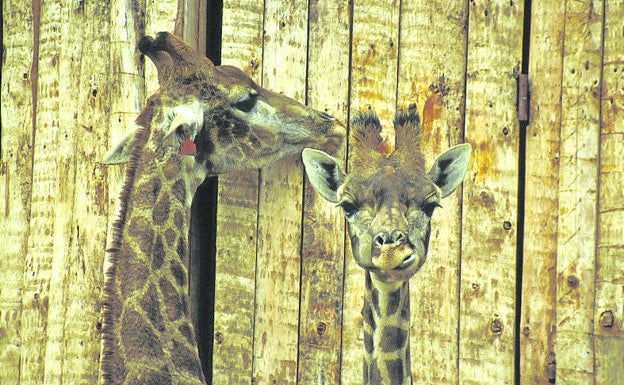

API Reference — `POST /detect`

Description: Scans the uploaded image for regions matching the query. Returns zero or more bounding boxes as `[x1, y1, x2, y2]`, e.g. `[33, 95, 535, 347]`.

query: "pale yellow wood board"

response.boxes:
[342, 1, 401, 383]
[595, 0, 624, 382]
[297, 0, 350, 383]
[252, 0, 309, 383]
[556, 0, 603, 383]
[396, 1, 468, 383]
[0, 1, 35, 383]
[459, 1, 523, 384]
[519, 0, 564, 383]
[213, 0, 264, 383]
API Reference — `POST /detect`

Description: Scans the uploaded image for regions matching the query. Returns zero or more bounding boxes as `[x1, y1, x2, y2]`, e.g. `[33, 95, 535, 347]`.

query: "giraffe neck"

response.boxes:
[362, 272, 412, 385]
[101, 125, 206, 385]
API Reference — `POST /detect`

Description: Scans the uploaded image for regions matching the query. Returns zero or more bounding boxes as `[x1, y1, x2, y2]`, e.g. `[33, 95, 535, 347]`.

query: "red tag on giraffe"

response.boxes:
[180, 134, 196, 156]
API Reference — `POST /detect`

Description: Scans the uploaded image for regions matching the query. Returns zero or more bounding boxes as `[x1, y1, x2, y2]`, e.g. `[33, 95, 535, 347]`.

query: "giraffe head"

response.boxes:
[103, 32, 345, 173]
[302, 105, 470, 283]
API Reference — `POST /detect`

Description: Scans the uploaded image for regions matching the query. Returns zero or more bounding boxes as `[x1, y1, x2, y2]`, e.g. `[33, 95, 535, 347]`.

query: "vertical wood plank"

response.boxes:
[556, 1, 603, 383]
[213, 1, 264, 383]
[252, 1, 308, 383]
[519, 1, 565, 384]
[0, 1, 34, 383]
[298, 1, 350, 383]
[19, 2, 63, 382]
[594, 0, 624, 382]
[342, 2, 401, 383]
[459, 1, 524, 384]
[396, 1, 468, 383]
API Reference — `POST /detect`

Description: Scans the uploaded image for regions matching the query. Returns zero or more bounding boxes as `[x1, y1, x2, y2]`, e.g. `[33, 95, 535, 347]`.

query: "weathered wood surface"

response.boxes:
[459, 1, 524, 384]
[2, 0, 624, 384]
[556, 1, 604, 383]
[595, 1, 624, 383]
[519, 0, 564, 383]
[396, 1, 468, 383]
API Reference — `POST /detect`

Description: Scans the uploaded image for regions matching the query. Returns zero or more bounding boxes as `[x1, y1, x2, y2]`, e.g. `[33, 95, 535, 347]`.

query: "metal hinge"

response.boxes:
[517, 74, 529, 122]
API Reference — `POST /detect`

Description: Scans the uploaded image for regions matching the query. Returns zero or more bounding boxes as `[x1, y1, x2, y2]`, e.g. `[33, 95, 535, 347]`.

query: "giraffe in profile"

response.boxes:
[302, 105, 470, 385]
[99, 32, 344, 385]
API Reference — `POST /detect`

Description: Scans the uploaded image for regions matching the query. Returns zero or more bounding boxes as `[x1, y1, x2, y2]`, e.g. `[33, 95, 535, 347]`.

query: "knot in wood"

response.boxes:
[599, 310, 615, 328]
[316, 321, 327, 336]
[566, 275, 579, 289]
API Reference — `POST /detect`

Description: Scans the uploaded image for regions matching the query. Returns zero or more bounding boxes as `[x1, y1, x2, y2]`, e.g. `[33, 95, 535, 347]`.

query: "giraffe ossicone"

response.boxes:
[100, 32, 344, 385]
[302, 106, 470, 385]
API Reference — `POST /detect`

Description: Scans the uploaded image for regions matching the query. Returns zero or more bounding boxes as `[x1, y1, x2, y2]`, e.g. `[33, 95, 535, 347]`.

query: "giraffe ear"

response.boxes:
[302, 148, 346, 203]
[101, 129, 139, 165]
[427, 143, 471, 198]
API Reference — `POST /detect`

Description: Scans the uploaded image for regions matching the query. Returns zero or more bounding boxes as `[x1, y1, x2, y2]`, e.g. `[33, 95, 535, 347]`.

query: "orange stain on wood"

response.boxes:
[422, 93, 442, 138]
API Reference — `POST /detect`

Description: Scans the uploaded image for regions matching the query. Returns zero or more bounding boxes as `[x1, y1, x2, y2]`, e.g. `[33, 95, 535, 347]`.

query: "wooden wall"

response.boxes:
[1, 0, 622, 384]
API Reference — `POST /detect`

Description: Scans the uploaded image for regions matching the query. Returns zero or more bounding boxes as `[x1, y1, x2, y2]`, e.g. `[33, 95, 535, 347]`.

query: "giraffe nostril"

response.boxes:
[373, 231, 407, 248]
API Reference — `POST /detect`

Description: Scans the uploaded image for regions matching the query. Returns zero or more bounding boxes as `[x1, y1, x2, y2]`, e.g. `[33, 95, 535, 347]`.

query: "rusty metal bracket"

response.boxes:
[517, 74, 529, 122]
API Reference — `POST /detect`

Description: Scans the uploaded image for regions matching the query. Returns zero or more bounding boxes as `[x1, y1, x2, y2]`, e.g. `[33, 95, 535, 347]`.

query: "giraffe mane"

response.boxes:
[100, 107, 153, 384]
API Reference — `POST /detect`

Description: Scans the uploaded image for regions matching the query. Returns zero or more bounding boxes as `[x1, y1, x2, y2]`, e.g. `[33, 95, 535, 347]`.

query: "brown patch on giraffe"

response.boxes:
[170, 259, 187, 288]
[176, 236, 188, 261]
[386, 358, 405, 385]
[368, 360, 382, 384]
[364, 331, 374, 354]
[386, 288, 401, 316]
[162, 159, 179, 179]
[134, 176, 162, 203]
[173, 210, 184, 229]
[171, 179, 186, 206]
[380, 326, 407, 353]
[118, 251, 150, 297]
[164, 228, 177, 248]
[178, 323, 196, 346]
[151, 234, 166, 269]
[140, 283, 166, 332]
[121, 309, 164, 359]
[159, 277, 185, 321]
[127, 215, 154, 252]
[170, 339, 204, 378]
[362, 300, 376, 331]
[152, 192, 171, 225]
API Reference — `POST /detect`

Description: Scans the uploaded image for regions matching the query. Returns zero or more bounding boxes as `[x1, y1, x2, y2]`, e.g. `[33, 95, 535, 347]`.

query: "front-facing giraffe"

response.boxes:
[302, 105, 470, 385]
[100, 32, 344, 385]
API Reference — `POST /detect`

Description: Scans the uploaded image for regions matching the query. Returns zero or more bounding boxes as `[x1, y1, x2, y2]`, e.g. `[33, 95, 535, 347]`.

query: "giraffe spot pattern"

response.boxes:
[178, 323, 196, 346]
[121, 309, 164, 359]
[170, 259, 187, 288]
[119, 251, 150, 298]
[368, 360, 382, 385]
[171, 179, 186, 206]
[362, 301, 376, 331]
[159, 277, 185, 321]
[386, 358, 405, 385]
[386, 288, 401, 316]
[170, 338, 204, 378]
[140, 283, 166, 333]
[152, 193, 171, 225]
[380, 326, 407, 353]
[151, 235, 165, 270]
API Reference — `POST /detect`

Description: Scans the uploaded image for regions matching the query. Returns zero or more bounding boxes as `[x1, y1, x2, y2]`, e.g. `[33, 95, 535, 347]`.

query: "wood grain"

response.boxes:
[212, 1, 264, 383]
[252, 1, 309, 383]
[0, 1, 35, 383]
[519, 0, 564, 383]
[595, 0, 624, 382]
[556, 1, 603, 383]
[396, 1, 468, 383]
[459, 1, 524, 383]
[298, 1, 350, 383]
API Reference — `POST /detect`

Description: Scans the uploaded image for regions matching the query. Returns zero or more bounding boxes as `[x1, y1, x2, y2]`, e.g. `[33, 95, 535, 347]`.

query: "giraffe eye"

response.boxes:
[339, 201, 359, 218]
[232, 93, 257, 113]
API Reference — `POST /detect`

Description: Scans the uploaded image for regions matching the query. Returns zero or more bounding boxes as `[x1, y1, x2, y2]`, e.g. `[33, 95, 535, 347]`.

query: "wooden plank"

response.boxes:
[252, 1, 309, 383]
[0, 1, 35, 383]
[395, 1, 468, 383]
[518, 0, 565, 383]
[19, 2, 63, 382]
[213, 1, 264, 382]
[594, 0, 624, 382]
[555, 1, 603, 383]
[342, 1, 400, 383]
[459, 1, 524, 384]
[297, 0, 350, 383]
